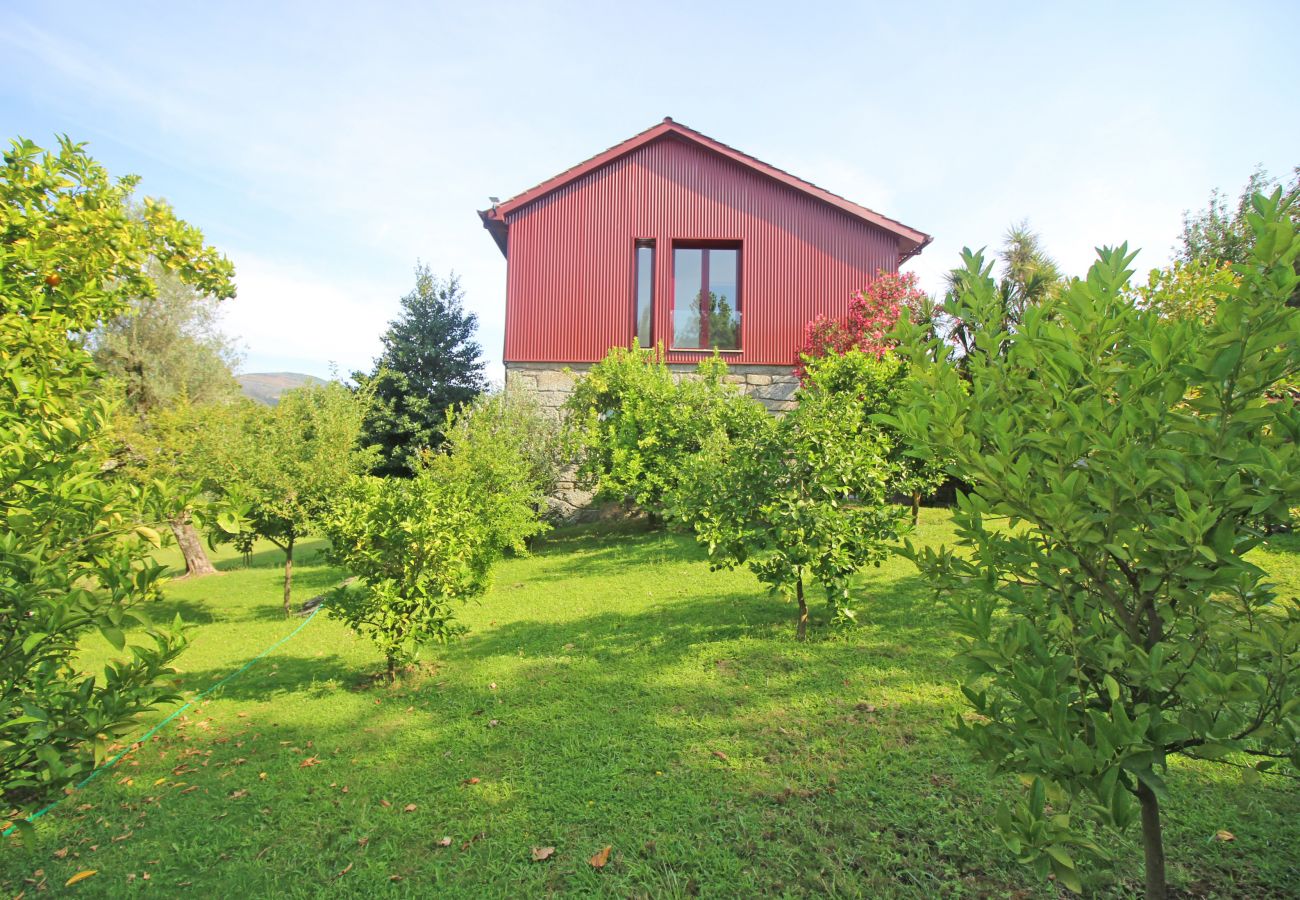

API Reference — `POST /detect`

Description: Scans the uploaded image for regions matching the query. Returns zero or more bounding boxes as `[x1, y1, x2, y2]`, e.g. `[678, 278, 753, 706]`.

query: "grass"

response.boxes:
[3, 509, 1298, 897]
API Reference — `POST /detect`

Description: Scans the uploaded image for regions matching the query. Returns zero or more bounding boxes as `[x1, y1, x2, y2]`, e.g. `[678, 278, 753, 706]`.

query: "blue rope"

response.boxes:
[3, 604, 324, 837]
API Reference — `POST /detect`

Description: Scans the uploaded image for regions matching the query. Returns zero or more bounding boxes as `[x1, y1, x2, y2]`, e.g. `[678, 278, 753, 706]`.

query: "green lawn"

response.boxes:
[3, 509, 1298, 897]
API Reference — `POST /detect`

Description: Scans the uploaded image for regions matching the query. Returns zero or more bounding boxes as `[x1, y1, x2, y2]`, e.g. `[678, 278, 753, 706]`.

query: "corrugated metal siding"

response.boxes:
[502, 135, 901, 367]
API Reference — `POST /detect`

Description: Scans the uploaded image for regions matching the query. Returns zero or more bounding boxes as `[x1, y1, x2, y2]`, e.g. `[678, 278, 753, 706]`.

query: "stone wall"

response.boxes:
[504, 361, 800, 417]
[507, 360, 800, 522]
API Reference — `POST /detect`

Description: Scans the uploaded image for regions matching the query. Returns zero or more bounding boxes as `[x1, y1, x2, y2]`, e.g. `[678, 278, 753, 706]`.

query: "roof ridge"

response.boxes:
[480, 118, 930, 259]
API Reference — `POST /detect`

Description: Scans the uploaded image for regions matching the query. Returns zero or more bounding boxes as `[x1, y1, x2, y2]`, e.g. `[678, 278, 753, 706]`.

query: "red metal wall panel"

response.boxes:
[502, 134, 901, 367]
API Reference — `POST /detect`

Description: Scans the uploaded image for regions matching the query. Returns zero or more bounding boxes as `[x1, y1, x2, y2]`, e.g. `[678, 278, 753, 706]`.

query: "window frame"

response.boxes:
[632, 239, 655, 349]
[668, 240, 744, 353]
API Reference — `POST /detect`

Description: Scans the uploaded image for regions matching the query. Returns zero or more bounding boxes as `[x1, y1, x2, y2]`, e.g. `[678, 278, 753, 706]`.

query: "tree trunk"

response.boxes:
[170, 512, 217, 578]
[1136, 780, 1167, 900]
[386, 655, 396, 684]
[795, 574, 808, 641]
[282, 537, 295, 617]
[911, 491, 921, 527]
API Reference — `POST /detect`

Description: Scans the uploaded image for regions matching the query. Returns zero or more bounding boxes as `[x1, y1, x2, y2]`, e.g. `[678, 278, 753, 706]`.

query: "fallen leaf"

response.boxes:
[1214, 829, 1236, 842]
[389, 874, 403, 882]
[379, 799, 392, 808]
[335, 862, 353, 878]
[488, 719, 500, 728]
[563, 643, 575, 651]
[489, 682, 497, 690]
[237, 712, 249, 718]
[65, 870, 98, 887]
[300, 756, 321, 768]
[357, 837, 369, 847]
[531, 846, 556, 861]
[403, 804, 417, 813]
[229, 789, 248, 800]
[53, 847, 69, 859]
[258, 772, 267, 780]
[589, 845, 612, 869]
[462, 777, 480, 785]
[711, 750, 729, 761]
[437, 837, 452, 847]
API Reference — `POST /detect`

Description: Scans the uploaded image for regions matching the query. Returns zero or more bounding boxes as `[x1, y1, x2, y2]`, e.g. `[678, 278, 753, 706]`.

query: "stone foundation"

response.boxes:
[507, 360, 800, 522]
[505, 360, 800, 417]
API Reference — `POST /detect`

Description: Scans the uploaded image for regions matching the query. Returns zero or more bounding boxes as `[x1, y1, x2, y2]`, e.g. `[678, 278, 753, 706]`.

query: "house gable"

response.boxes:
[482, 119, 929, 369]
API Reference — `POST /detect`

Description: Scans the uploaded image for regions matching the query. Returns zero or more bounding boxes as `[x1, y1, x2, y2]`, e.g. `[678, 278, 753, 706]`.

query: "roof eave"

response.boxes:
[479, 208, 508, 257]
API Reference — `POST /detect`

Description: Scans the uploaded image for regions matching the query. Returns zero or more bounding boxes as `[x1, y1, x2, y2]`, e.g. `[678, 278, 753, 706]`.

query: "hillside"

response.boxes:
[236, 371, 327, 405]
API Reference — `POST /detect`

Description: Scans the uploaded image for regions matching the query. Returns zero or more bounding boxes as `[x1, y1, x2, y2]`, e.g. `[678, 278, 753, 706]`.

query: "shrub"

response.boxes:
[888, 192, 1300, 898]
[564, 343, 754, 518]
[800, 349, 949, 524]
[324, 397, 548, 680]
[795, 270, 927, 379]
[677, 352, 906, 637]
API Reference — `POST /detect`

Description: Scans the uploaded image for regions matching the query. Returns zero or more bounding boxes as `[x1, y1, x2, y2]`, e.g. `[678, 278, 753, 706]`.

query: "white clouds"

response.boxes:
[219, 253, 397, 378]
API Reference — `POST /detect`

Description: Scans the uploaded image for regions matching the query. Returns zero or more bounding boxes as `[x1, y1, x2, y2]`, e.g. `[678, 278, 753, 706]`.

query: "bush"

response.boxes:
[800, 349, 949, 524]
[677, 352, 907, 638]
[564, 343, 755, 518]
[795, 271, 927, 380]
[323, 396, 549, 680]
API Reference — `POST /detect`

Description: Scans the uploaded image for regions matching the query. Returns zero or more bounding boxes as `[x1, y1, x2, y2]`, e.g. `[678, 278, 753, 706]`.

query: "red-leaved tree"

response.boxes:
[795, 270, 928, 380]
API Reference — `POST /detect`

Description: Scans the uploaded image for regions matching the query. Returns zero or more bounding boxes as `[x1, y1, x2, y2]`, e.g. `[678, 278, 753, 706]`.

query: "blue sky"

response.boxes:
[3, 1, 1296, 382]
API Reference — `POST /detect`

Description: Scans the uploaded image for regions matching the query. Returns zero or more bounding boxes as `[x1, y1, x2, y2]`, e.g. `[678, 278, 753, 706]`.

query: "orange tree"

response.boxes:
[0, 137, 234, 822]
[887, 193, 1300, 897]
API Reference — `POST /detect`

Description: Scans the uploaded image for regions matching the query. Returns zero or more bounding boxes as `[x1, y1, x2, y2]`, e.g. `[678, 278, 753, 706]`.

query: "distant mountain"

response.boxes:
[237, 372, 328, 406]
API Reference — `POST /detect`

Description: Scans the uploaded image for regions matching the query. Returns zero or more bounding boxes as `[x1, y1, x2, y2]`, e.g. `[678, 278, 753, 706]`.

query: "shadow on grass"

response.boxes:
[210, 538, 331, 573]
[175, 653, 366, 701]
[10, 525, 1293, 898]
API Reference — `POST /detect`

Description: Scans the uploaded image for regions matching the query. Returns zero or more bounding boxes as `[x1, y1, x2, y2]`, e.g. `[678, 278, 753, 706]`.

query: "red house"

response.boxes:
[480, 118, 929, 413]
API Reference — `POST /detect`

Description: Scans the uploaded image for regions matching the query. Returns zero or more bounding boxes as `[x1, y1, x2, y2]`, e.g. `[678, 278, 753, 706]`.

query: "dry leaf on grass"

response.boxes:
[462, 777, 480, 785]
[403, 804, 417, 813]
[711, 750, 729, 761]
[335, 862, 352, 878]
[588, 845, 612, 869]
[1214, 830, 1236, 842]
[436, 837, 452, 847]
[65, 870, 97, 887]
[299, 756, 320, 768]
[531, 846, 556, 861]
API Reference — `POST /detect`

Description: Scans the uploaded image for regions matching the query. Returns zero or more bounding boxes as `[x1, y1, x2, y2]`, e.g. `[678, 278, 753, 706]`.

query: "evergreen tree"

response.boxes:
[355, 266, 485, 476]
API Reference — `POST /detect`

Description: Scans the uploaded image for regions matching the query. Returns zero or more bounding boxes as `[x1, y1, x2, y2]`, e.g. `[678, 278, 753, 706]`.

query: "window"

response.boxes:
[671, 244, 741, 351]
[634, 240, 654, 347]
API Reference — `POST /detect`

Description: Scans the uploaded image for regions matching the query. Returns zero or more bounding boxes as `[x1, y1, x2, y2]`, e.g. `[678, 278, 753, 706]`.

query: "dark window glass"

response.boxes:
[635, 241, 654, 348]
[672, 245, 741, 350]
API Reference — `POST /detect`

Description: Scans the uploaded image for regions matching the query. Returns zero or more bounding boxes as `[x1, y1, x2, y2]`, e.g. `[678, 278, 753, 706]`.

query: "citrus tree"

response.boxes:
[324, 395, 548, 680]
[0, 136, 234, 819]
[565, 343, 752, 519]
[887, 192, 1300, 898]
[208, 384, 374, 615]
[678, 353, 906, 638]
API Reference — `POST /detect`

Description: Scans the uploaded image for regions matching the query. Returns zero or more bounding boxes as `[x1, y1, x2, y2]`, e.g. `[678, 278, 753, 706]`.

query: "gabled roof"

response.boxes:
[479, 118, 931, 261]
